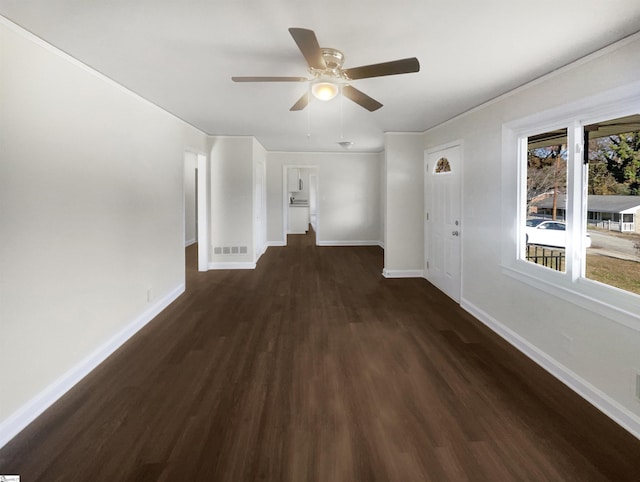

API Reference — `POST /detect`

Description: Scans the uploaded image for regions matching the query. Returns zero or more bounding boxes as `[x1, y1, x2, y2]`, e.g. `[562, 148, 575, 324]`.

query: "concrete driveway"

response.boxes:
[587, 230, 640, 261]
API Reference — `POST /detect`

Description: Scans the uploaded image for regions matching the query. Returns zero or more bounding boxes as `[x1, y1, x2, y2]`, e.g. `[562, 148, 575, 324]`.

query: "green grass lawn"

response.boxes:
[586, 254, 640, 295]
[526, 246, 640, 295]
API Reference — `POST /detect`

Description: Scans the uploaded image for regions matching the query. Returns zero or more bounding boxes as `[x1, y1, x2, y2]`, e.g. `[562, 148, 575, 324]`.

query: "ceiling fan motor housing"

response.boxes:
[311, 48, 346, 79]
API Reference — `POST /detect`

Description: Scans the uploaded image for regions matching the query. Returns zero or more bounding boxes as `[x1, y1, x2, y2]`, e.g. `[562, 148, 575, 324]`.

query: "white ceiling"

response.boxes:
[1, 0, 639, 152]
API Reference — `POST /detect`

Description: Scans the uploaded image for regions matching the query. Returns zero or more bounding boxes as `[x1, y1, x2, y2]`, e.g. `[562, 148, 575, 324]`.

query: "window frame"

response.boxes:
[502, 85, 640, 332]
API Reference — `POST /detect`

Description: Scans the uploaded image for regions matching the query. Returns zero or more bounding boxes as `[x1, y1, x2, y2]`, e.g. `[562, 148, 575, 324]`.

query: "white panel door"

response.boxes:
[425, 145, 462, 302]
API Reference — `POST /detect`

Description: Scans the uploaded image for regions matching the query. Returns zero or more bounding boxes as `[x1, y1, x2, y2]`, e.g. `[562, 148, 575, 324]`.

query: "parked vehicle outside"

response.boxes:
[525, 219, 591, 248]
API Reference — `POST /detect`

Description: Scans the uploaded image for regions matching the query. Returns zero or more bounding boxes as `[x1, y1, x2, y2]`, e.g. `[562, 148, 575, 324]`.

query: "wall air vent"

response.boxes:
[213, 246, 249, 255]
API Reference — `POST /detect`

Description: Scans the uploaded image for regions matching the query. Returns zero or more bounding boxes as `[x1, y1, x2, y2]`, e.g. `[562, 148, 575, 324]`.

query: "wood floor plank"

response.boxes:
[1, 228, 639, 481]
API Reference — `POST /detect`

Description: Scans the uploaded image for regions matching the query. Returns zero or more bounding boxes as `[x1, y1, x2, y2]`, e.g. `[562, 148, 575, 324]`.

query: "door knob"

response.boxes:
[452, 231, 459, 236]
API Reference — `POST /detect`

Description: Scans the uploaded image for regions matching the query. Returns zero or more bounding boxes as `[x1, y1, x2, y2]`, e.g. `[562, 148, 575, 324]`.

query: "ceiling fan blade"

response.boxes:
[288, 28, 326, 70]
[342, 85, 383, 112]
[290, 92, 311, 111]
[232, 76, 307, 82]
[343, 57, 420, 80]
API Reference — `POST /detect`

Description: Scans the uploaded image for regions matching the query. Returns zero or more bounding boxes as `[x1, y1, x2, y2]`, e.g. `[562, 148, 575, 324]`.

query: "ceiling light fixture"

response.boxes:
[311, 80, 339, 101]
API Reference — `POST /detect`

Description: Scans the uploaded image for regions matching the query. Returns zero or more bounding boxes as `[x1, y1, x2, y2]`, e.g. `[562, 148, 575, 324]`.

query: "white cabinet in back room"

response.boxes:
[287, 168, 302, 192]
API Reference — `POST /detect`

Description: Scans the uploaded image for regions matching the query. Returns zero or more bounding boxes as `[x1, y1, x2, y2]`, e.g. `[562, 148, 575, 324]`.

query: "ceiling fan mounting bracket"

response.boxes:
[309, 48, 346, 80]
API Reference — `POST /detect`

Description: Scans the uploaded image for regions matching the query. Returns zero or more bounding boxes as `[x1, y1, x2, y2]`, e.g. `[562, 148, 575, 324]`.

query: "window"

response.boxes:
[435, 157, 451, 173]
[503, 89, 640, 328]
[584, 116, 640, 295]
[524, 128, 568, 272]
[516, 112, 640, 300]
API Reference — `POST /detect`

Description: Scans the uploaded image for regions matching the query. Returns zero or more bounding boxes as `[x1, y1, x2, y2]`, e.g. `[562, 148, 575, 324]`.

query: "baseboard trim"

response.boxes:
[461, 298, 640, 440]
[208, 261, 256, 270]
[382, 269, 425, 278]
[317, 240, 382, 247]
[185, 238, 196, 247]
[0, 283, 185, 450]
[266, 240, 382, 248]
[255, 243, 268, 261]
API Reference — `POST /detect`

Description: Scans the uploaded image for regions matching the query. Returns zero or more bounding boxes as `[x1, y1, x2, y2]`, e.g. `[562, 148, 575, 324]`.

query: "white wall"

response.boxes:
[0, 20, 208, 445]
[266, 151, 383, 246]
[253, 139, 267, 260]
[208, 136, 268, 268]
[184, 151, 197, 246]
[380, 150, 387, 248]
[383, 133, 424, 276]
[209, 136, 255, 266]
[420, 35, 640, 436]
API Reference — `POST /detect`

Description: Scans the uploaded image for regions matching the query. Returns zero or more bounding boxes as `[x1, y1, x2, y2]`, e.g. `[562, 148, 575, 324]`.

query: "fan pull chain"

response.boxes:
[340, 84, 345, 140]
[306, 89, 311, 139]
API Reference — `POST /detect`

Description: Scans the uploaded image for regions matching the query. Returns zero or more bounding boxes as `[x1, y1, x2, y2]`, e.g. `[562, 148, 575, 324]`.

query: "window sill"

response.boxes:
[502, 261, 640, 332]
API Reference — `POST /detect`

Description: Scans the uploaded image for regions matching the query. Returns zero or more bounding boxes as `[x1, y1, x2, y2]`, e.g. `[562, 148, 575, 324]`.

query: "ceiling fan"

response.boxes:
[232, 28, 420, 112]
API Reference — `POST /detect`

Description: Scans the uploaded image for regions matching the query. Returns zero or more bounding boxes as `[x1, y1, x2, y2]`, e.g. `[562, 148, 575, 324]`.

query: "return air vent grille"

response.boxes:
[213, 246, 248, 256]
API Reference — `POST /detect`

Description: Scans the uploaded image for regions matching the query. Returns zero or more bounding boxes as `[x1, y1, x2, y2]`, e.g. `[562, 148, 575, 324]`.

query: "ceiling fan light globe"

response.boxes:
[311, 81, 338, 101]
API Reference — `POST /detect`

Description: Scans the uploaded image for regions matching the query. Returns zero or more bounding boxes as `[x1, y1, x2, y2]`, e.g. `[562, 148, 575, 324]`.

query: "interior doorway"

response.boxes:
[184, 151, 198, 249]
[254, 160, 267, 259]
[196, 153, 209, 271]
[283, 165, 319, 245]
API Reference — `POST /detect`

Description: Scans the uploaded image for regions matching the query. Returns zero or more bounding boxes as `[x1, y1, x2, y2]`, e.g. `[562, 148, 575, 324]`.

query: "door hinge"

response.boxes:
[426, 212, 429, 221]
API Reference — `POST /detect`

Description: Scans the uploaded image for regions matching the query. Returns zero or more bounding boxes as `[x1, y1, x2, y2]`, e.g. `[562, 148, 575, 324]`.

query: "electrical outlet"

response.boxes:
[634, 370, 640, 402]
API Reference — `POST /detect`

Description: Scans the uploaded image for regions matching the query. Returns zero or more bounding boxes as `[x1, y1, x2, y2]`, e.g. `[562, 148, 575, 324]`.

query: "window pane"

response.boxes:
[435, 157, 451, 173]
[585, 115, 640, 295]
[524, 128, 568, 272]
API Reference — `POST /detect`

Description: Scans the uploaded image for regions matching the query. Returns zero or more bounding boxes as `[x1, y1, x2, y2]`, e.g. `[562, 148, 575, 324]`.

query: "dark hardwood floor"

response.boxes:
[1, 229, 639, 481]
